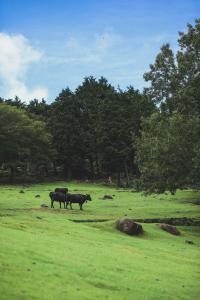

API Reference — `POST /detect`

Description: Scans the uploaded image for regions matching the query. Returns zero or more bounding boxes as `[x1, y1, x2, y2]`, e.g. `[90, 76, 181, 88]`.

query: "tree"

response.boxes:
[175, 19, 200, 116]
[75, 76, 115, 178]
[0, 103, 51, 182]
[137, 20, 200, 193]
[5, 96, 26, 109]
[49, 88, 84, 179]
[27, 98, 50, 119]
[137, 113, 200, 193]
[98, 91, 130, 185]
[98, 87, 155, 186]
[143, 43, 178, 113]
[177, 19, 200, 86]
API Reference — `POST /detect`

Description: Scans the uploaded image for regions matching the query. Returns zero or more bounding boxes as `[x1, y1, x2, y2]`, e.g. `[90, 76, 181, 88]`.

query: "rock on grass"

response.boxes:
[185, 240, 194, 244]
[159, 223, 181, 235]
[103, 195, 113, 199]
[41, 204, 48, 208]
[116, 218, 143, 236]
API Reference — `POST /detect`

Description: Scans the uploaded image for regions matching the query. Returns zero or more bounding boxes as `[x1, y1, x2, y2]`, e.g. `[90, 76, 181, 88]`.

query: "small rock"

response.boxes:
[116, 218, 143, 236]
[185, 240, 194, 245]
[103, 195, 113, 200]
[35, 194, 40, 198]
[159, 223, 181, 236]
[40, 204, 48, 208]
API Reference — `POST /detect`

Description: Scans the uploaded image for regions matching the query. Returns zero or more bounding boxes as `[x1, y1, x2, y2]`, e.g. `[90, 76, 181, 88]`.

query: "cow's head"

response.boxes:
[86, 194, 92, 201]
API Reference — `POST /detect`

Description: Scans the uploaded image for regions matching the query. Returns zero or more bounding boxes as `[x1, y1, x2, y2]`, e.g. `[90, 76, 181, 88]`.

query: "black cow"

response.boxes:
[49, 192, 68, 208]
[66, 194, 92, 210]
[54, 188, 68, 194]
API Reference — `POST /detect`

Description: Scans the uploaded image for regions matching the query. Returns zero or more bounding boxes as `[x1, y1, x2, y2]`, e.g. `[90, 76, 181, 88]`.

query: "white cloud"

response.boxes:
[0, 33, 48, 102]
[46, 32, 121, 65]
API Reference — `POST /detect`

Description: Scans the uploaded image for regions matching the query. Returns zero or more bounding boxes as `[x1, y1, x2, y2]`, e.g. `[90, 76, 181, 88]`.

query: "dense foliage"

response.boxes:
[47, 78, 154, 183]
[137, 19, 200, 193]
[0, 103, 51, 182]
[0, 20, 199, 192]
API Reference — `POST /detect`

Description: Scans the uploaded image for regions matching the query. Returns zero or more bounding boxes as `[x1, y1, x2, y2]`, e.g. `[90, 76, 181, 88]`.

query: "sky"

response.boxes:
[0, 0, 199, 103]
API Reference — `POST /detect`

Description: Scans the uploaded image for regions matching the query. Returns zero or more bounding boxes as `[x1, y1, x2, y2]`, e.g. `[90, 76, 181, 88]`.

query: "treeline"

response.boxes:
[0, 20, 199, 193]
[0, 81, 154, 185]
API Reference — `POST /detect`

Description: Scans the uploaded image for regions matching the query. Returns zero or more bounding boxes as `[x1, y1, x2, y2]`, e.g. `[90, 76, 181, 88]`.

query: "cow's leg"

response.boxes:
[80, 203, 83, 210]
[66, 202, 68, 209]
[51, 200, 54, 208]
[60, 201, 61, 209]
[70, 202, 73, 210]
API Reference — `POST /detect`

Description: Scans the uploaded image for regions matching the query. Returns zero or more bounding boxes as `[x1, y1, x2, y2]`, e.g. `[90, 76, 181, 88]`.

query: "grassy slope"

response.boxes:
[0, 182, 200, 300]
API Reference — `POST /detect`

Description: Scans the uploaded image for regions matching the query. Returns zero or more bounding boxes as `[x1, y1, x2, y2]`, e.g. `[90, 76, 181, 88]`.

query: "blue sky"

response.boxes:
[0, 0, 199, 102]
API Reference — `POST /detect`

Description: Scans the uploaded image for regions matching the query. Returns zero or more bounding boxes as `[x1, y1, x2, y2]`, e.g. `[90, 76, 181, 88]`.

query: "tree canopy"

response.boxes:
[0, 103, 51, 182]
[137, 19, 200, 193]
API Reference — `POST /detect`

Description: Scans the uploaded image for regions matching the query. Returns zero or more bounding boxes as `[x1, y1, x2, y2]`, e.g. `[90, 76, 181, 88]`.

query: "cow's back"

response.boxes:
[50, 192, 66, 201]
[55, 188, 68, 194]
[67, 194, 84, 203]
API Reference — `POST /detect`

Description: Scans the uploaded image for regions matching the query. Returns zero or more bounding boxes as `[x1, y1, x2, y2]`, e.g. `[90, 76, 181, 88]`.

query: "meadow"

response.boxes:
[0, 182, 200, 300]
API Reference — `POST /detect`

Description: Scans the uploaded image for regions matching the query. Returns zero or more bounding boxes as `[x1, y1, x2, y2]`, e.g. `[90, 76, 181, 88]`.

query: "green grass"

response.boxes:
[0, 182, 200, 300]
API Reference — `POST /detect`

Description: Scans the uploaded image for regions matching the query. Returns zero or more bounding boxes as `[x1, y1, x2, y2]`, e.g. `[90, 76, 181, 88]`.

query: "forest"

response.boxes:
[0, 20, 199, 194]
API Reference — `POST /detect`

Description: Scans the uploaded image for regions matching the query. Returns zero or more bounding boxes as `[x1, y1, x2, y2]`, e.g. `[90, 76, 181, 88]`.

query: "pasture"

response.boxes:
[0, 182, 200, 300]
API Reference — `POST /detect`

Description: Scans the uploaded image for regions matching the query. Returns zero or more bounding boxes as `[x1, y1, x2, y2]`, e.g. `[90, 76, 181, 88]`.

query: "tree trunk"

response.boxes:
[9, 165, 15, 183]
[89, 158, 94, 179]
[95, 153, 100, 178]
[117, 171, 121, 187]
[64, 164, 72, 180]
[26, 161, 30, 175]
[124, 161, 130, 187]
[67, 167, 72, 180]
[53, 162, 57, 176]
[44, 165, 48, 176]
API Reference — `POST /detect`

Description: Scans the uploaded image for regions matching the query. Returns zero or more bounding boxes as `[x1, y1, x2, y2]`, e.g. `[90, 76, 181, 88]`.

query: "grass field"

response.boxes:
[0, 182, 200, 300]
